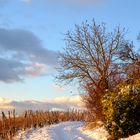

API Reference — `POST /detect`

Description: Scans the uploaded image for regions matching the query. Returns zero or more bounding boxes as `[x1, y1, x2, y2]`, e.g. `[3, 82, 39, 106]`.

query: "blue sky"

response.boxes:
[0, 0, 140, 101]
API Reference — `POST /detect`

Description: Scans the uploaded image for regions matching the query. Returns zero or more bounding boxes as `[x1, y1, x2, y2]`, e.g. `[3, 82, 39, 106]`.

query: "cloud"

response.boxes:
[25, 63, 47, 77]
[0, 96, 84, 114]
[0, 28, 58, 65]
[0, 28, 58, 83]
[48, 95, 83, 108]
[0, 97, 13, 109]
[0, 58, 25, 82]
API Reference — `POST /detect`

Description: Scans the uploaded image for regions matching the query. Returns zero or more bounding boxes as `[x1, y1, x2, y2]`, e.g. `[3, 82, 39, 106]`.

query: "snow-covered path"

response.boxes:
[48, 122, 93, 140]
[14, 121, 140, 140]
[14, 121, 94, 140]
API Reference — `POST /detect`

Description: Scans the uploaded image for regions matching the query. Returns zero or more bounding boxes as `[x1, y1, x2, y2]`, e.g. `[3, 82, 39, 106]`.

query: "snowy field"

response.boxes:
[13, 121, 140, 140]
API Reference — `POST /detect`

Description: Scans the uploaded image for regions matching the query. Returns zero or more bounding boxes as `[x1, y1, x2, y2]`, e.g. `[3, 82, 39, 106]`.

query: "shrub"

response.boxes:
[102, 83, 140, 140]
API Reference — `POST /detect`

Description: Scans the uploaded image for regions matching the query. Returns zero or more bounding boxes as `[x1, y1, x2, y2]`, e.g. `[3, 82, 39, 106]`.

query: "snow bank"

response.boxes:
[80, 126, 109, 140]
[120, 133, 140, 140]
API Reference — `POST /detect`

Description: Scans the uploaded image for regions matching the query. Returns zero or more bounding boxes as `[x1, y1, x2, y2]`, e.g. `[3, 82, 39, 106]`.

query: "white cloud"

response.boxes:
[0, 96, 84, 114]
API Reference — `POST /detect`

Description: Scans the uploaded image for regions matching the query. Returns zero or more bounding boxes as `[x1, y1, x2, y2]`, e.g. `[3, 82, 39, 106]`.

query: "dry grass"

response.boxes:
[0, 109, 86, 140]
[83, 121, 104, 130]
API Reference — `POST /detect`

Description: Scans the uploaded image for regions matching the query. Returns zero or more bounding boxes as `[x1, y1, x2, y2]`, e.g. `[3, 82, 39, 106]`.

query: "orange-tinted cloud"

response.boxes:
[0, 97, 14, 109]
[25, 63, 47, 77]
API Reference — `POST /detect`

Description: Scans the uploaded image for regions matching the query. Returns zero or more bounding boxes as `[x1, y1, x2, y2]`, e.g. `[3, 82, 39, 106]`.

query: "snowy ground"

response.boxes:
[13, 121, 140, 140]
[14, 121, 107, 140]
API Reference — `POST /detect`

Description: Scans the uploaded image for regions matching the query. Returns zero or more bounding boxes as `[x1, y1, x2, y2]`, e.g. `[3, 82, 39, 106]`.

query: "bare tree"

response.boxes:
[119, 42, 140, 84]
[57, 20, 129, 121]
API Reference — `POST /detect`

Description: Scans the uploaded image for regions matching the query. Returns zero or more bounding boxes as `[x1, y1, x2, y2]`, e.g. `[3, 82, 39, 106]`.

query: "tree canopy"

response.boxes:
[56, 20, 139, 120]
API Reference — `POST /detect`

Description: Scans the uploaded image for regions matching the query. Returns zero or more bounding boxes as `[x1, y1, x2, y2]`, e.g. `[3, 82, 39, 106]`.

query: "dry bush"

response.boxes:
[82, 83, 104, 122]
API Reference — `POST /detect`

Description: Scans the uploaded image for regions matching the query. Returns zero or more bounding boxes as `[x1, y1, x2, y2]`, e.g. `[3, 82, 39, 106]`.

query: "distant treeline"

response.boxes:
[0, 109, 87, 140]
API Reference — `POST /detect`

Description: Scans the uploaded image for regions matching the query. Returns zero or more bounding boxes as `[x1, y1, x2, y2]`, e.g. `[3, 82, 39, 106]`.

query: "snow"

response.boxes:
[13, 121, 140, 140]
[14, 121, 93, 140]
[80, 127, 108, 140]
[120, 133, 140, 140]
